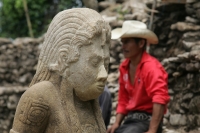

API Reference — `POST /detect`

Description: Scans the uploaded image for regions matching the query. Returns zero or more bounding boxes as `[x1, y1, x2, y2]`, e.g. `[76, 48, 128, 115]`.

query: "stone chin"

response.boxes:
[74, 85, 104, 101]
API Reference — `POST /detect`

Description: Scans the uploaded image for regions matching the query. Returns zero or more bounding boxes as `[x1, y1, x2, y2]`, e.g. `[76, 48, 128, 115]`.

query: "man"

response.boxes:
[107, 20, 170, 133]
[10, 8, 111, 133]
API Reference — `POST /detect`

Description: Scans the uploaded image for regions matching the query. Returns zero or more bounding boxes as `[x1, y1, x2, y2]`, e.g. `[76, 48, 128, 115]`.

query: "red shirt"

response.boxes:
[117, 51, 170, 115]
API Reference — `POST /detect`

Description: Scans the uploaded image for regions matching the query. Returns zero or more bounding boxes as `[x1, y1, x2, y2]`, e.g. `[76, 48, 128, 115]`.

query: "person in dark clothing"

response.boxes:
[99, 86, 112, 128]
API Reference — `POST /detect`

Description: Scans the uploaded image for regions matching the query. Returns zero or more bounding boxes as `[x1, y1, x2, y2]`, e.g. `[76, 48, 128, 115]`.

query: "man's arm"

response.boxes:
[144, 103, 165, 133]
[144, 66, 170, 133]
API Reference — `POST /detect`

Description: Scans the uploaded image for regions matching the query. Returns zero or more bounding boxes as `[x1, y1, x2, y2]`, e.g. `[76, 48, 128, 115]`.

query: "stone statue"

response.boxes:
[10, 8, 111, 133]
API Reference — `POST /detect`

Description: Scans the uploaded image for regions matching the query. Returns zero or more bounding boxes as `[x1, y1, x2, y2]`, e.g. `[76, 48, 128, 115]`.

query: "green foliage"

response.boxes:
[0, 0, 80, 38]
[58, 0, 79, 11]
[115, 5, 129, 20]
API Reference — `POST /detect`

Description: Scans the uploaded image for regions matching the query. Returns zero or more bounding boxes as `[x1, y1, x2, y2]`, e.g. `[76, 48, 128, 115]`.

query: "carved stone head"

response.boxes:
[30, 8, 111, 101]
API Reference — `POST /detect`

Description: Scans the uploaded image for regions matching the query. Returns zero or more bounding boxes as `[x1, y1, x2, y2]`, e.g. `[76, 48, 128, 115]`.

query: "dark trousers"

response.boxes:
[114, 112, 163, 133]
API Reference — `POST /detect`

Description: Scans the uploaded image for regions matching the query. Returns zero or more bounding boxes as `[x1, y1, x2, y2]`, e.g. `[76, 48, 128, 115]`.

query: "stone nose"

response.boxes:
[97, 65, 108, 82]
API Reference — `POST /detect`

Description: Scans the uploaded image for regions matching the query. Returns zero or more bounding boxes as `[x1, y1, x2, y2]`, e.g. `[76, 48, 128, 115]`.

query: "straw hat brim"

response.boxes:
[111, 28, 159, 44]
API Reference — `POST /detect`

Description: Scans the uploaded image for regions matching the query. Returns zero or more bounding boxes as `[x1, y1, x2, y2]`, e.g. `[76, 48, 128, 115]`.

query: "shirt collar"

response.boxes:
[121, 51, 151, 69]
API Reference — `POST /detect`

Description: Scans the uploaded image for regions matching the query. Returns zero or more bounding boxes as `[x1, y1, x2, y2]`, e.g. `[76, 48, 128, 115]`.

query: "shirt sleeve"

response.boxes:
[144, 66, 170, 105]
[116, 68, 129, 115]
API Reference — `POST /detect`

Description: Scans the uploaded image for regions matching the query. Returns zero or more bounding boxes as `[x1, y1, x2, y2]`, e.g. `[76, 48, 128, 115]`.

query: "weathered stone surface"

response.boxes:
[193, 2, 200, 9]
[163, 118, 169, 125]
[182, 93, 193, 101]
[185, 16, 200, 24]
[171, 22, 200, 31]
[99, 1, 113, 11]
[189, 96, 200, 114]
[10, 8, 111, 133]
[196, 115, 200, 126]
[7, 94, 20, 109]
[82, 0, 98, 11]
[124, 14, 135, 20]
[196, 9, 200, 19]
[169, 114, 187, 126]
[102, 15, 117, 23]
[0, 38, 12, 45]
[182, 40, 200, 49]
[107, 73, 119, 83]
[186, 0, 198, 3]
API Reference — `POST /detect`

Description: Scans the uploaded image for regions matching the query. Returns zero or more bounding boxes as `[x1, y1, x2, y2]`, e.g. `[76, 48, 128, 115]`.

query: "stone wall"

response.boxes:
[0, 37, 43, 132]
[0, 86, 27, 133]
[0, 37, 43, 86]
[151, 0, 200, 132]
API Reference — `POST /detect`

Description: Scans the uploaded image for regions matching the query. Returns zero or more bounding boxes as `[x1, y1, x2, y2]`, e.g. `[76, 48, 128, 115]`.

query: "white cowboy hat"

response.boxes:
[111, 20, 158, 44]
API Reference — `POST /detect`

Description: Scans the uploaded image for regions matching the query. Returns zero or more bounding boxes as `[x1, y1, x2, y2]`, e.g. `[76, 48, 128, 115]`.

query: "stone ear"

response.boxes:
[58, 48, 70, 67]
[49, 48, 69, 75]
[55, 48, 70, 78]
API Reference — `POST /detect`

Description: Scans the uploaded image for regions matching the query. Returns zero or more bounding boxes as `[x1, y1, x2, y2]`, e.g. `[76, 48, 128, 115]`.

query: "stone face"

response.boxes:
[10, 8, 111, 133]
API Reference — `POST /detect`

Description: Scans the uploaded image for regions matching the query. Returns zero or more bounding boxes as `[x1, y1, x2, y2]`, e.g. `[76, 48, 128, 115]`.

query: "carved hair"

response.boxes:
[30, 8, 111, 86]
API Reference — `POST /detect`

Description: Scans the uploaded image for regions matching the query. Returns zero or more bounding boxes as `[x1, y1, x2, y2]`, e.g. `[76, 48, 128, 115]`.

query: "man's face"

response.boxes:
[67, 33, 110, 101]
[121, 38, 144, 59]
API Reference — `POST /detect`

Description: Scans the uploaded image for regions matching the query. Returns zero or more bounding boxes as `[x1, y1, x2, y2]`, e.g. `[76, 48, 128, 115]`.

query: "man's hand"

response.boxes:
[107, 123, 119, 133]
[107, 113, 125, 133]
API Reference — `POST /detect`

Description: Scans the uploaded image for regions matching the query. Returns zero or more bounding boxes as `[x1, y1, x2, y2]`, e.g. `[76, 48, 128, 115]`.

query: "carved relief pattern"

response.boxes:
[19, 97, 49, 126]
[82, 124, 99, 133]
